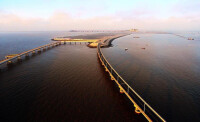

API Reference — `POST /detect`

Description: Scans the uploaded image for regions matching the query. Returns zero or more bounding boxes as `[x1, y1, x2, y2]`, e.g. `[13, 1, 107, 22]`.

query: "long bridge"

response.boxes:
[0, 40, 93, 67]
[97, 42, 166, 122]
[0, 42, 62, 67]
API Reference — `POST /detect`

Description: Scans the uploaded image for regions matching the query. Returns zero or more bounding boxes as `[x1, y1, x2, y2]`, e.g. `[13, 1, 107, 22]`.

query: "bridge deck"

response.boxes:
[52, 38, 99, 42]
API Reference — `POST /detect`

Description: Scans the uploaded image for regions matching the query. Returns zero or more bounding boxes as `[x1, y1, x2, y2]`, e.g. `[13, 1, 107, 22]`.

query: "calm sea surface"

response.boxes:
[102, 33, 200, 121]
[0, 32, 145, 122]
[1, 32, 200, 121]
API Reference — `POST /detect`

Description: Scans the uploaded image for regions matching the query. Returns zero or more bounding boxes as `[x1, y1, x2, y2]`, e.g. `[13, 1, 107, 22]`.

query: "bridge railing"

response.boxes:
[97, 43, 166, 122]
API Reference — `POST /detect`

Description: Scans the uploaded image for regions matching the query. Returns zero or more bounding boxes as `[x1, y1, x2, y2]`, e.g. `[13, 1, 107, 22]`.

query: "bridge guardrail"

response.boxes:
[97, 43, 166, 122]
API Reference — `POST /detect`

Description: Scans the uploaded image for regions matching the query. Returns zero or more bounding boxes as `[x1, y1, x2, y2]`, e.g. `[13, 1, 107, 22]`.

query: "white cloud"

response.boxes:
[0, 11, 200, 31]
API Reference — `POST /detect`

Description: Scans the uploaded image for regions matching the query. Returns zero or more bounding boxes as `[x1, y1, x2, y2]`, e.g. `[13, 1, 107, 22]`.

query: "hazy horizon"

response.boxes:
[0, 0, 200, 31]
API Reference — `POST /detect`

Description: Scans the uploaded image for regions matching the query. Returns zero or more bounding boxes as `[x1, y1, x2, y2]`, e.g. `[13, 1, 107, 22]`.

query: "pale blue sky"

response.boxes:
[0, 0, 180, 17]
[0, 0, 200, 31]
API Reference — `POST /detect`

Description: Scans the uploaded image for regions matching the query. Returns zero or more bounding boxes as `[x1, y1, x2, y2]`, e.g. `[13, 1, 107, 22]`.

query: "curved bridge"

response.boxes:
[97, 43, 166, 122]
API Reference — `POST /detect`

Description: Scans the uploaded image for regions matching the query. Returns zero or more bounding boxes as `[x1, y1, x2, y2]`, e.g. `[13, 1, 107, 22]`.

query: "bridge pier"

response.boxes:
[134, 105, 141, 114]
[32, 50, 36, 54]
[7, 60, 12, 65]
[17, 56, 22, 61]
[105, 67, 109, 72]
[37, 49, 41, 53]
[119, 86, 124, 94]
[25, 53, 29, 57]
[110, 74, 115, 81]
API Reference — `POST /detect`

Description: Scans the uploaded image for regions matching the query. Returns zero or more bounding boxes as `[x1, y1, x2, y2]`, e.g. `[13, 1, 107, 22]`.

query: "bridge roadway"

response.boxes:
[52, 38, 99, 42]
[100, 34, 131, 47]
[97, 42, 166, 121]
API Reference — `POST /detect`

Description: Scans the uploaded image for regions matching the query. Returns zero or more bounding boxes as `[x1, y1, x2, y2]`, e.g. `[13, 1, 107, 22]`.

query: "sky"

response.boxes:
[0, 0, 200, 31]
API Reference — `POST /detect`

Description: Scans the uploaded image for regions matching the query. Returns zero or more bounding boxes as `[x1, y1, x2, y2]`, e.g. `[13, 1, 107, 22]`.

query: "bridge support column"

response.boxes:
[25, 53, 29, 57]
[105, 67, 109, 72]
[110, 75, 115, 81]
[119, 86, 124, 94]
[75, 42, 76, 45]
[7, 60, 12, 65]
[70, 42, 71, 45]
[38, 49, 41, 53]
[64, 41, 66, 44]
[134, 105, 141, 114]
[32, 50, 36, 54]
[101, 61, 104, 66]
[17, 56, 22, 61]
